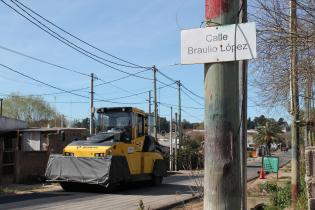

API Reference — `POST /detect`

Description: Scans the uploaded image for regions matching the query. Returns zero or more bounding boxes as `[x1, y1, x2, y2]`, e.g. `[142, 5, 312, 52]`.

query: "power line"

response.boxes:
[181, 88, 204, 106]
[158, 102, 203, 121]
[181, 84, 203, 100]
[0, 63, 90, 99]
[13, 0, 148, 69]
[157, 68, 203, 99]
[0, 44, 152, 96]
[181, 109, 203, 122]
[1, 0, 152, 80]
[0, 44, 90, 77]
[159, 101, 204, 110]
[0, 63, 147, 105]
[9, 0, 146, 70]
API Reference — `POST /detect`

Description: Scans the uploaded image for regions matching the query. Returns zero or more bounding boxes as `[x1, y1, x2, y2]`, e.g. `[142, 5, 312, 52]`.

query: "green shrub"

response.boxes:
[261, 182, 291, 210]
[259, 181, 278, 193]
[270, 183, 291, 209]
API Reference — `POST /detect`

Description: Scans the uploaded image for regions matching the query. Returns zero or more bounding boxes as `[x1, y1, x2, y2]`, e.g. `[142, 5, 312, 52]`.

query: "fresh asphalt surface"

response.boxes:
[0, 152, 291, 210]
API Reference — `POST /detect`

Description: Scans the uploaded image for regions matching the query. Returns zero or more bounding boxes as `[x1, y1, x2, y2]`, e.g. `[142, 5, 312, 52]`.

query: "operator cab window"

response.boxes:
[137, 114, 144, 137]
[97, 111, 132, 142]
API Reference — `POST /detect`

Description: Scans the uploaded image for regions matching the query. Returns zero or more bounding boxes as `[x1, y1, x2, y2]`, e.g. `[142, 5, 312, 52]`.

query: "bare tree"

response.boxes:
[249, 0, 314, 108]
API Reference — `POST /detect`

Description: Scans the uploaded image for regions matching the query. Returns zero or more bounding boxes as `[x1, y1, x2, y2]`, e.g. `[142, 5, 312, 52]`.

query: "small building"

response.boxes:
[0, 122, 87, 184]
[15, 128, 87, 183]
[0, 117, 27, 184]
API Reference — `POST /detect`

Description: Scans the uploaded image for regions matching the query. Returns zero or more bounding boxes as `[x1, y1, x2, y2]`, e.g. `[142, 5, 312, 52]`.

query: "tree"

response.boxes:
[158, 116, 169, 133]
[254, 121, 283, 155]
[247, 117, 256, 129]
[251, 0, 314, 107]
[253, 115, 268, 127]
[182, 119, 193, 129]
[73, 118, 90, 129]
[2, 93, 62, 127]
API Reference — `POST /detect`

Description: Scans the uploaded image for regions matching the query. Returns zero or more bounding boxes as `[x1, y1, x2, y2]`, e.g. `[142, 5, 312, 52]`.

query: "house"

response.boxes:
[0, 122, 87, 184]
[15, 128, 87, 183]
[0, 116, 27, 184]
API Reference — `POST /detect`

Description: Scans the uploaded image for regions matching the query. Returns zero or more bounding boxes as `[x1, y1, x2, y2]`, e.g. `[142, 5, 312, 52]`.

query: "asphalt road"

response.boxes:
[0, 152, 291, 210]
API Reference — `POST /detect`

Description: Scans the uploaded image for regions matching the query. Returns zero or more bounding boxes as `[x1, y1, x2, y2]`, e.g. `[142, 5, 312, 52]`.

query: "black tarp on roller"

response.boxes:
[45, 154, 130, 186]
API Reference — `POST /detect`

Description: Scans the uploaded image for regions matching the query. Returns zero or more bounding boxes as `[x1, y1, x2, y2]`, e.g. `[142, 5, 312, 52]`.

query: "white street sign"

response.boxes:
[181, 22, 257, 64]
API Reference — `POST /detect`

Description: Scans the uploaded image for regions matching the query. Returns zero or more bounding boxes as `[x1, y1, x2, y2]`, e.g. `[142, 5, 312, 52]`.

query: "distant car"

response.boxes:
[247, 147, 257, 158]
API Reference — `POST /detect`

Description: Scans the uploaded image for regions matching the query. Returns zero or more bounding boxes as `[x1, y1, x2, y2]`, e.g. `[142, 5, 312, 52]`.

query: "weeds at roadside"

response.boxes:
[258, 181, 291, 209]
[0, 187, 16, 195]
[138, 199, 150, 210]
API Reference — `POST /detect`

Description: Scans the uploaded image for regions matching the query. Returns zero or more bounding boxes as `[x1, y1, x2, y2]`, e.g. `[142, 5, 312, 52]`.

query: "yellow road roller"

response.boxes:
[45, 107, 167, 191]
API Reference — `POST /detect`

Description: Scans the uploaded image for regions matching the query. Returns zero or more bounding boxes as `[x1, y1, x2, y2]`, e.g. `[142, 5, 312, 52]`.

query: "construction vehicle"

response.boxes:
[45, 107, 167, 191]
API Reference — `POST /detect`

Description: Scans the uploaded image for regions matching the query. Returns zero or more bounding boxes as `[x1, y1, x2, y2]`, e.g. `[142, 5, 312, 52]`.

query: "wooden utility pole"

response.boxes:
[170, 106, 173, 171]
[239, 0, 248, 209]
[153, 66, 158, 141]
[290, 0, 300, 206]
[177, 81, 182, 148]
[148, 90, 152, 135]
[204, 0, 242, 209]
[90, 73, 95, 135]
[0, 98, 3, 116]
[175, 112, 178, 171]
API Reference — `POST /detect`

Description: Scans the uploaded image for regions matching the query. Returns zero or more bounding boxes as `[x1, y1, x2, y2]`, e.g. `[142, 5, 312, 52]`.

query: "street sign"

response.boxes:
[181, 22, 257, 64]
[263, 156, 279, 178]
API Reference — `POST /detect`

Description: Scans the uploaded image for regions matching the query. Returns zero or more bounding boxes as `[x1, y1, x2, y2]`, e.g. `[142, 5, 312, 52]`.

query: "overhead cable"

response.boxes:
[1, 0, 152, 80]
[13, 0, 149, 69]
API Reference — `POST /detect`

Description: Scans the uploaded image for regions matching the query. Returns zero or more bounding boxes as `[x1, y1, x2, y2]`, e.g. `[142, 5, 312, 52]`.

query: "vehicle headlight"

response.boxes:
[64, 152, 74, 156]
[95, 153, 105, 157]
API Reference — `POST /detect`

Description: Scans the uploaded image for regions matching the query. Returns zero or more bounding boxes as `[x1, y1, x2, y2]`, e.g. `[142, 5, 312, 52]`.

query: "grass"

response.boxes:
[0, 187, 16, 195]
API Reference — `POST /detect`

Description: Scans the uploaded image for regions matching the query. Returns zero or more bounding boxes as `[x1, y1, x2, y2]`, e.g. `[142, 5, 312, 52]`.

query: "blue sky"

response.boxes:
[0, 0, 289, 123]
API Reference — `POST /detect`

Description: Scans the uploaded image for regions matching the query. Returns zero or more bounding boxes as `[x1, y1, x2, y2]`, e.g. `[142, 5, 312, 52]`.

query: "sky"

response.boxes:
[0, 0, 290, 123]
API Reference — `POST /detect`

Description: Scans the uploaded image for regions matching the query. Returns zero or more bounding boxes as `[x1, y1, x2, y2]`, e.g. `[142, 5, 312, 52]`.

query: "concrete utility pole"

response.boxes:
[170, 106, 173, 171]
[148, 90, 152, 135]
[90, 73, 95, 135]
[175, 112, 178, 171]
[177, 81, 182, 148]
[153, 66, 158, 141]
[204, 0, 242, 209]
[290, 0, 300, 206]
[0, 98, 3, 116]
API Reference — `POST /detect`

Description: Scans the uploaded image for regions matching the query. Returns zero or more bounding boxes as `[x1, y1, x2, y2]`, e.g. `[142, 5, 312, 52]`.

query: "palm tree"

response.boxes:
[254, 121, 283, 156]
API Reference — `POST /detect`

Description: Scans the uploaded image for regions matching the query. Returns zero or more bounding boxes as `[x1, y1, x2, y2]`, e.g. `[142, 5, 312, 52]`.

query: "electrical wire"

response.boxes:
[181, 84, 203, 100]
[159, 101, 204, 110]
[181, 88, 204, 106]
[157, 69, 203, 99]
[0, 63, 147, 105]
[9, 0, 146, 70]
[1, 0, 152, 80]
[0, 44, 152, 96]
[13, 0, 149, 69]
